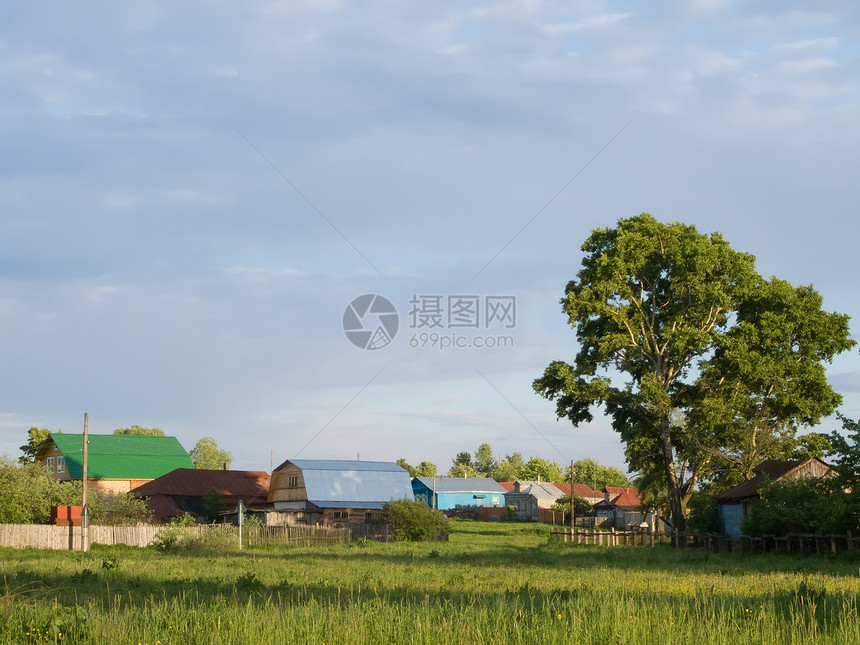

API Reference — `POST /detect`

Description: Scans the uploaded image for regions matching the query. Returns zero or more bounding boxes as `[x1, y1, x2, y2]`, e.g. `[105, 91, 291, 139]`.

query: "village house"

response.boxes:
[267, 459, 413, 527]
[504, 481, 564, 520]
[500, 481, 604, 522]
[594, 486, 646, 529]
[36, 433, 193, 493]
[714, 458, 835, 537]
[551, 483, 604, 506]
[131, 468, 270, 522]
[412, 477, 507, 511]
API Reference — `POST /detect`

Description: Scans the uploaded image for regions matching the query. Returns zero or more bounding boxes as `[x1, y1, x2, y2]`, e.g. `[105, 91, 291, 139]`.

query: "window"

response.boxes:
[333, 511, 349, 519]
[57, 456, 65, 474]
[287, 475, 299, 487]
[46, 457, 55, 474]
[365, 511, 380, 522]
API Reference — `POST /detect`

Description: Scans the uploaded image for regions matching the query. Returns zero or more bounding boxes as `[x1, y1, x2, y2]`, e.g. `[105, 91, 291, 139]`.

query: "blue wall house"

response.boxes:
[714, 458, 834, 537]
[412, 477, 507, 511]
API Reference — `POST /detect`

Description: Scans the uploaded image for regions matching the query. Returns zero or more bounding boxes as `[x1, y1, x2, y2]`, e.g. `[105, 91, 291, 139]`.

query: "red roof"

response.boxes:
[497, 482, 516, 491]
[131, 468, 270, 501]
[552, 483, 602, 499]
[595, 487, 642, 510]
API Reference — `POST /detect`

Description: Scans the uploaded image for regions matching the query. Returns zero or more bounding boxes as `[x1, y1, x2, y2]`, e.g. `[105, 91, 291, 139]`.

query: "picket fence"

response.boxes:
[550, 527, 860, 554]
[0, 523, 353, 551]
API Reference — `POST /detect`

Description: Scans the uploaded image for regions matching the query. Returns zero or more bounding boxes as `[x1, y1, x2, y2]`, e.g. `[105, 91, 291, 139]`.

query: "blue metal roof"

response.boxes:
[413, 477, 507, 494]
[286, 460, 413, 505]
[289, 459, 405, 472]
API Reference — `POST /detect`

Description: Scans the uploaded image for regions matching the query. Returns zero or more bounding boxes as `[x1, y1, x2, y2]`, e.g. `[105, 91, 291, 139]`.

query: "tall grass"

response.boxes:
[1, 520, 858, 644]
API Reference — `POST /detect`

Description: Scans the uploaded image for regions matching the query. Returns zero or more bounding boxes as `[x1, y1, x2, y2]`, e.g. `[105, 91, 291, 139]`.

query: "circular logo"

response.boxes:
[343, 294, 399, 350]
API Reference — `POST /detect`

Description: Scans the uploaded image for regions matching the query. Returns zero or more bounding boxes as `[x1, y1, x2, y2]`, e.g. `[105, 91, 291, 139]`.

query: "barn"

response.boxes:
[268, 459, 413, 526]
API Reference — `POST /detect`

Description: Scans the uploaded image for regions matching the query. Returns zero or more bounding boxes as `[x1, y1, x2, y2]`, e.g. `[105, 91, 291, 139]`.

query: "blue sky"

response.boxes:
[2, 1, 858, 474]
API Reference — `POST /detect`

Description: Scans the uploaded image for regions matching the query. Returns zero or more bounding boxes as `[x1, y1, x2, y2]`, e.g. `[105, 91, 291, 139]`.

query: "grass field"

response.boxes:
[2, 520, 859, 644]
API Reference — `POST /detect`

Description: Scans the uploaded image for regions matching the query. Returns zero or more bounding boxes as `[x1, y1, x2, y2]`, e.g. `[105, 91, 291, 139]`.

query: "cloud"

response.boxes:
[1, 1, 858, 474]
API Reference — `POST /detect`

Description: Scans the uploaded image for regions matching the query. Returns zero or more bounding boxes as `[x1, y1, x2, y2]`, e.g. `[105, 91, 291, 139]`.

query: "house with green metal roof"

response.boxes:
[36, 433, 193, 494]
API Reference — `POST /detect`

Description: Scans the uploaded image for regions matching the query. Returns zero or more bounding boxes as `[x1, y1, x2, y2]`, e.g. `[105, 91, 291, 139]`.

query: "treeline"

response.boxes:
[396, 443, 629, 490]
[0, 423, 236, 525]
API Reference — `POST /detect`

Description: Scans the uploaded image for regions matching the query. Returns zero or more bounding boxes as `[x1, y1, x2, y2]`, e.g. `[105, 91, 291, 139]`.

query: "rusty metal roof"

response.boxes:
[131, 468, 270, 502]
[713, 459, 833, 504]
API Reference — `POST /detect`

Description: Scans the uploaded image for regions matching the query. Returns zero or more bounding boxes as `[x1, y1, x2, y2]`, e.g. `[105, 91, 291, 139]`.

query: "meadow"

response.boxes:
[1, 520, 859, 644]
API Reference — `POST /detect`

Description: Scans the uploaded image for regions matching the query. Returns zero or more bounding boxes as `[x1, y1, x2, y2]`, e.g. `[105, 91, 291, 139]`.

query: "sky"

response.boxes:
[2, 1, 859, 475]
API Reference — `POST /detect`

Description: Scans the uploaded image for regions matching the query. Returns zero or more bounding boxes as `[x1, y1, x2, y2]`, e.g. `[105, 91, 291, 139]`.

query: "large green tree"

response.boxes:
[534, 214, 854, 531]
[190, 437, 233, 470]
[691, 278, 853, 490]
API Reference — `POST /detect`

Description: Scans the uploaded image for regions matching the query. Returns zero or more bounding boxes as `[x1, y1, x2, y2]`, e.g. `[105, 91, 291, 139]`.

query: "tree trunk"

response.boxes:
[659, 413, 686, 534]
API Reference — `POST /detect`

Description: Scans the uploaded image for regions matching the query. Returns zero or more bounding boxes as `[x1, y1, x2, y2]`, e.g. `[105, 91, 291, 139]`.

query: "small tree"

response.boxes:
[382, 498, 449, 541]
[472, 443, 496, 477]
[519, 457, 564, 483]
[114, 425, 165, 436]
[202, 487, 225, 522]
[414, 461, 438, 477]
[448, 452, 478, 477]
[395, 458, 417, 477]
[19, 427, 55, 464]
[190, 437, 233, 470]
[568, 458, 629, 490]
[551, 494, 594, 519]
[87, 490, 153, 525]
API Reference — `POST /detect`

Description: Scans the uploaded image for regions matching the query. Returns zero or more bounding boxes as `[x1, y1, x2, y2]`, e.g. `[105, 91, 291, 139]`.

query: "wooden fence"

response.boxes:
[0, 524, 160, 550]
[248, 525, 351, 547]
[550, 527, 860, 554]
[0, 523, 353, 551]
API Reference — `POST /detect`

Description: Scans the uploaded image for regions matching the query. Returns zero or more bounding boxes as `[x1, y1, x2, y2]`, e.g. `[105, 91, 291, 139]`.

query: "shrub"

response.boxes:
[685, 491, 722, 533]
[382, 499, 449, 541]
[152, 515, 197, 553]
[741, 476, 854, 536]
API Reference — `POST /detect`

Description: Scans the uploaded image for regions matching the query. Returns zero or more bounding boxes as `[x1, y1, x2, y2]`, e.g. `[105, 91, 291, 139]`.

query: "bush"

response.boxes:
[152, 515, 197, 552]
[741, 476, 855, 536]
[685, 491, 722, 533]
[382, 499, 449, 541]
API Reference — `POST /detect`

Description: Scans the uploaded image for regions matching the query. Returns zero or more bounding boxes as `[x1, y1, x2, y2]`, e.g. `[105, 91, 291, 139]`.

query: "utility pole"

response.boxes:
[82, 413, 89, 553]
[569, 460, 575, 534]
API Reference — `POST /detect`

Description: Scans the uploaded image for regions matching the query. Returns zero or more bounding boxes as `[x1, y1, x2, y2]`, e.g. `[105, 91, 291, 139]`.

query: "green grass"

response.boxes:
[2, 520, 859, 644]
